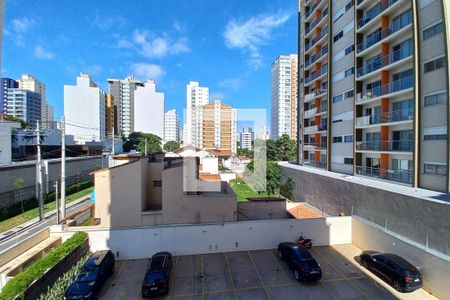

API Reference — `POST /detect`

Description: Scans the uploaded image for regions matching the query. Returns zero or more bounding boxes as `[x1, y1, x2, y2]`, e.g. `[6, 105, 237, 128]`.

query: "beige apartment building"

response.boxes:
[105, 94, 115, 137]
[297, 0, 450, 192]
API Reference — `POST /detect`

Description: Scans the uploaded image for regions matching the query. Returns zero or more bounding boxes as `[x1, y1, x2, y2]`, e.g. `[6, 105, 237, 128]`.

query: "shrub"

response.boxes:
[0, 232, 88, 300]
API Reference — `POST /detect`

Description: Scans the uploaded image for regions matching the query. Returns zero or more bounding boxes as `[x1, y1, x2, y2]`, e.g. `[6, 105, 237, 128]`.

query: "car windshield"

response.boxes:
[144, 272, 163, 283]
[76, 269, 99, 283]
[292, 247, 313, 260]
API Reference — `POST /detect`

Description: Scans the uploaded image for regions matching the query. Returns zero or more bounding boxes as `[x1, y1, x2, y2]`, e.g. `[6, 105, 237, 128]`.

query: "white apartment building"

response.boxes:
[108, 76, 144, 138]
[18, 74, 54, 129]
[164, 109, 180, 143]
[240, 127, 254, 150]
[134, 80, 164, 138]
[5, 89, 41, 128]
[64, 73, 106, 143]
[185, 81, 209, 146]
[270, 54, 298, 140]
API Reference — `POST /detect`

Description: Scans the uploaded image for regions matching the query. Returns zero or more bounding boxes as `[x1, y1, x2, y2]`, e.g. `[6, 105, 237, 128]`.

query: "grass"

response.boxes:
[229, 178, 269, 202]
[0, 186, 94, 234]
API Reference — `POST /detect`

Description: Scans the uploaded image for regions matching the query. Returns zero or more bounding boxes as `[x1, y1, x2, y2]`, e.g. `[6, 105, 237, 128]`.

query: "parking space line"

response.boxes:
[224, 252, 238, 300]
[247, 251, 272, 300]
[168, 256, 180, 300]
[201, 254, 205, 300]
[312, 248, 371, 299]
[268, 250, 306, 300]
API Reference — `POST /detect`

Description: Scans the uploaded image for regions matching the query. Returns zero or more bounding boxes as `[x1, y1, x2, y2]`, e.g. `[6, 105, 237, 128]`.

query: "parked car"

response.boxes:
[360, 251, 422, 292]
[142, 251, 173, 298]
[277, 242, 322, 281]
[64, 250, 115, 300]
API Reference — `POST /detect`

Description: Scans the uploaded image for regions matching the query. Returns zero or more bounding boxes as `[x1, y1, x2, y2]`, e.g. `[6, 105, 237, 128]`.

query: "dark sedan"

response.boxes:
[278, 242, 322, 281]
[360, 251, 422, 292]
[142, 251, 172, 298]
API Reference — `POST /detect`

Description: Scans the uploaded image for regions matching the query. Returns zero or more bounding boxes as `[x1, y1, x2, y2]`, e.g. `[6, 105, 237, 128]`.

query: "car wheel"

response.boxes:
[362, 259, 369, 269]
[294, 270, 300, 281]
[393, 281, 402, 292]
[278, 250, 283, 259]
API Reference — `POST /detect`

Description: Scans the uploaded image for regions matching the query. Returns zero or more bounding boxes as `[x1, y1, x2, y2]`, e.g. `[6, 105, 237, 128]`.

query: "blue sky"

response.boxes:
[2, 0, 297, 127]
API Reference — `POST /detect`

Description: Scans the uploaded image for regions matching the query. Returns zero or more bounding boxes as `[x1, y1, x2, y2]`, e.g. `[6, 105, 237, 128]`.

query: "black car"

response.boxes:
[64, 250, 115, 300]
[360, 251, 422, 292]
[278, 242, 322, 281]
[142, 251, 172, 297]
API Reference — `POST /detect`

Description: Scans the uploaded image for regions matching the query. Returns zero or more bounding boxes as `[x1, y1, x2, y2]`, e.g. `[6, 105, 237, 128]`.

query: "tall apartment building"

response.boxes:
[164, 109, 180, 143]
[185, 81, 209, 146]
[108, 76, 144, 138]
[18, 74, 54, 128]
[199, 100, 237, 154]
[271, 54, 298, 140]
[5, 88, 41, 128]
[105, 94, 115, 138]
[240, 127, 254, 150]
[297, 0, 450, 192]
[64, 73, 106, 143]
[0, 78, 18, 114]
[134, 80, 165, 138]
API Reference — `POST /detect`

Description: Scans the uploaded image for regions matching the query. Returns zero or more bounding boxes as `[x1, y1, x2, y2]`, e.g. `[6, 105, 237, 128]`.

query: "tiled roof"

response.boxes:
[288, 203, 323, 219]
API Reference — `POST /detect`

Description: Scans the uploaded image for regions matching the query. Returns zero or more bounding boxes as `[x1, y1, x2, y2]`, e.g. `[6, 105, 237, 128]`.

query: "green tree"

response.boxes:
[4, 115, 28, 129]
[266, 161, 281, 195]
[237, 147, 253, 158]
[280, 177, 295, 200]
[163, 140, 181, 152]
[266, 139, 279, 161]
[137, 133, 162, 154]
[122, 132, 143, 152]
[277, 134, 297, 161]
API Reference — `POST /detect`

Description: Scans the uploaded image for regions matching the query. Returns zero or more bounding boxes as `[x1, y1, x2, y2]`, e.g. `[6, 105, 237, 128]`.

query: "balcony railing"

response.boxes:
[305, 46, 328, 67]
[305, 27, 328, 51]
[304, 125, 318, 134]
[305, 68, 327, 84]
[356, 75, 413, 103]
[303, 143, 327, 150]
[305, 89, 327, 102]
[356, 166, 412, 184]
[356, 109, 413, 126]
[357, 0, 399, 30]
[357, 46, 412, 78]
[356, 140, 413, 152]
[304, 107, 317, 118]
[304, 160, 327, 168]
[306, 8, 328, 35]
[305, 0, 322, 19]
[357, 14, 412, 53]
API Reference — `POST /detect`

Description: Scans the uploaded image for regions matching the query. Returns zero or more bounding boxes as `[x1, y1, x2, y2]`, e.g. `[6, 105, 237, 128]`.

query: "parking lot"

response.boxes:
[100, 244, 436, 300]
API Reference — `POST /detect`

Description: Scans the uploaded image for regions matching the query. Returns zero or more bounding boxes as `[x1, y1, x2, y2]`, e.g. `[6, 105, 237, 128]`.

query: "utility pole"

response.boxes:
[37, 121, 44, 221]
[144, 137, 148, 156]
[61, 116, 66, 220]
[54, 181, 59, 224]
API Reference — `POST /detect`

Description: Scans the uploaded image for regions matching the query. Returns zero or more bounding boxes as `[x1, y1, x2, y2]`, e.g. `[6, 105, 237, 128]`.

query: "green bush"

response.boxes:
[0, 232, 88, 300]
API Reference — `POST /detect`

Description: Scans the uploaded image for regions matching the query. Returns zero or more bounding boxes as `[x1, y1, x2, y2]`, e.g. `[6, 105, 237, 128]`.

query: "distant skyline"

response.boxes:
[1, 0, 297, 126]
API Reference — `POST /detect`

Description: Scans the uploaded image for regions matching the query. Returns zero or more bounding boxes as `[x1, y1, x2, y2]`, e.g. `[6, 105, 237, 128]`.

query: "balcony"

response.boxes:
[304, 89, 327, 103]
[356, 166, 412, 184]
[355, 140, 413, 152]
[305, 27, 328, 52]
[357, 46, 413, 79]
[304, 160, 327, 168]
[305, 68, 327, 85]
[305, 0, 323, 20]
[305, 8, 328, 35]
[356, 109, 413, 127]
[305, 46, 328, 68]
[356, 75, 413, 104]
[357, 13, 412, 54]
[304, 107, 317, 118]
[303, 143, 327, 150]
[357, 0, 400, 30]
[304, 125, 318, 134]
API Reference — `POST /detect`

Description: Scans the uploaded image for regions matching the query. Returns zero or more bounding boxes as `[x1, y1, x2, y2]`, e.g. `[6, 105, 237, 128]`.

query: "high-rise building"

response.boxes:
[240, 127, 254, 150]
[18, 74, 54, 129]
[105, 94, 115, 138]
[164, 109, 180, 143]
[64, 73, 105, 143]
[134, 80, 165, 138]
[5, 88, 41, 128]
[185, 81, 209, 146]
[108, 76, 144, 138]
[1, 78, 18, 114]
[198, 100, 237, 154]
[271, 54, 298, 140]
[297, 0, 450, 192]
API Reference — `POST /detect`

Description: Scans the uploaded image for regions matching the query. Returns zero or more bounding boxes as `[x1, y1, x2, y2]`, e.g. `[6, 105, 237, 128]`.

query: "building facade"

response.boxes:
[0, 78, 18, 115]
[18, 74, 54, 129]
[5, 88, 41, 128]
[199, 100, 237, 154]
[164, 109, 180, 143]
[105, 94, 115, 138]
[271, 54, 298, 140]
[134, 80, 165, 138]
[297, 0, 450, 192]
[64, 73, 106, 143]
[240, 127, 254, 150]
[185, 81, 209, 146]
[108, 76, 144, 138]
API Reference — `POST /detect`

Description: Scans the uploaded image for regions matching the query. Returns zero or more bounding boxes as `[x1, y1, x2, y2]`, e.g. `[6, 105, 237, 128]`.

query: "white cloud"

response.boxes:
[34, 45, 55, 60]
[210, 92, 226, 100]
[218, 77, 243, 90]
[92, 11, 127, 31]
[131, 63, 166, 81]
[132, 29, 190, 58]
[223, 12, 291, 69]
[11, 18, 35, 33]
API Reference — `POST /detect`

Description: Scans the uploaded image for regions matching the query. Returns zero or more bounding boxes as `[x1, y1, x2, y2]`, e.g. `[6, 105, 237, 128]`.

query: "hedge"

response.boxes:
[0, 232, 88, 300]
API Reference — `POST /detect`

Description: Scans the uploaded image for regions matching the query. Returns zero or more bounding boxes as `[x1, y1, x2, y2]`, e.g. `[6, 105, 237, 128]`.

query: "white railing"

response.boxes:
[304, 107, 317, 118]
[304, 125, 318, 134]
[356, 115, 371, 127]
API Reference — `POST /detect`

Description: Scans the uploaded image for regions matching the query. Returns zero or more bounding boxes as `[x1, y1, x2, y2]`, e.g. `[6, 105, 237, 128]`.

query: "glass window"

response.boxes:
[344, 135, 353, 142]
[344, 158, 353, 165]
[423, 22, 444, 40]
[332, 94, 343, 103]
[345, 90, 354, 98]
[334, 31, 343, 43]
[333, 136, 343, 143]
[424, 134, 447, 140]
[424, 57, 446, 73]
[424, 164, 447, 176]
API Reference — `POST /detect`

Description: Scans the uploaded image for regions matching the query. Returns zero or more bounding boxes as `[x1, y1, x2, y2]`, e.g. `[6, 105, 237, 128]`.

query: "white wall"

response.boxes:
[0, 122, 20, 165]
[134, 81, 164, 138]
[52, 217, 351, 259]
[201, 157, 218, 174]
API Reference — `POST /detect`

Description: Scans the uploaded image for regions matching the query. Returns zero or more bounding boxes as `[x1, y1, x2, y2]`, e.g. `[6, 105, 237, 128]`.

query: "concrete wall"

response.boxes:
[53, 216, 352, 259]
[280, 163, 450, 255]
[237, 201, 287, 221]
[352, 217, 450, 300]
